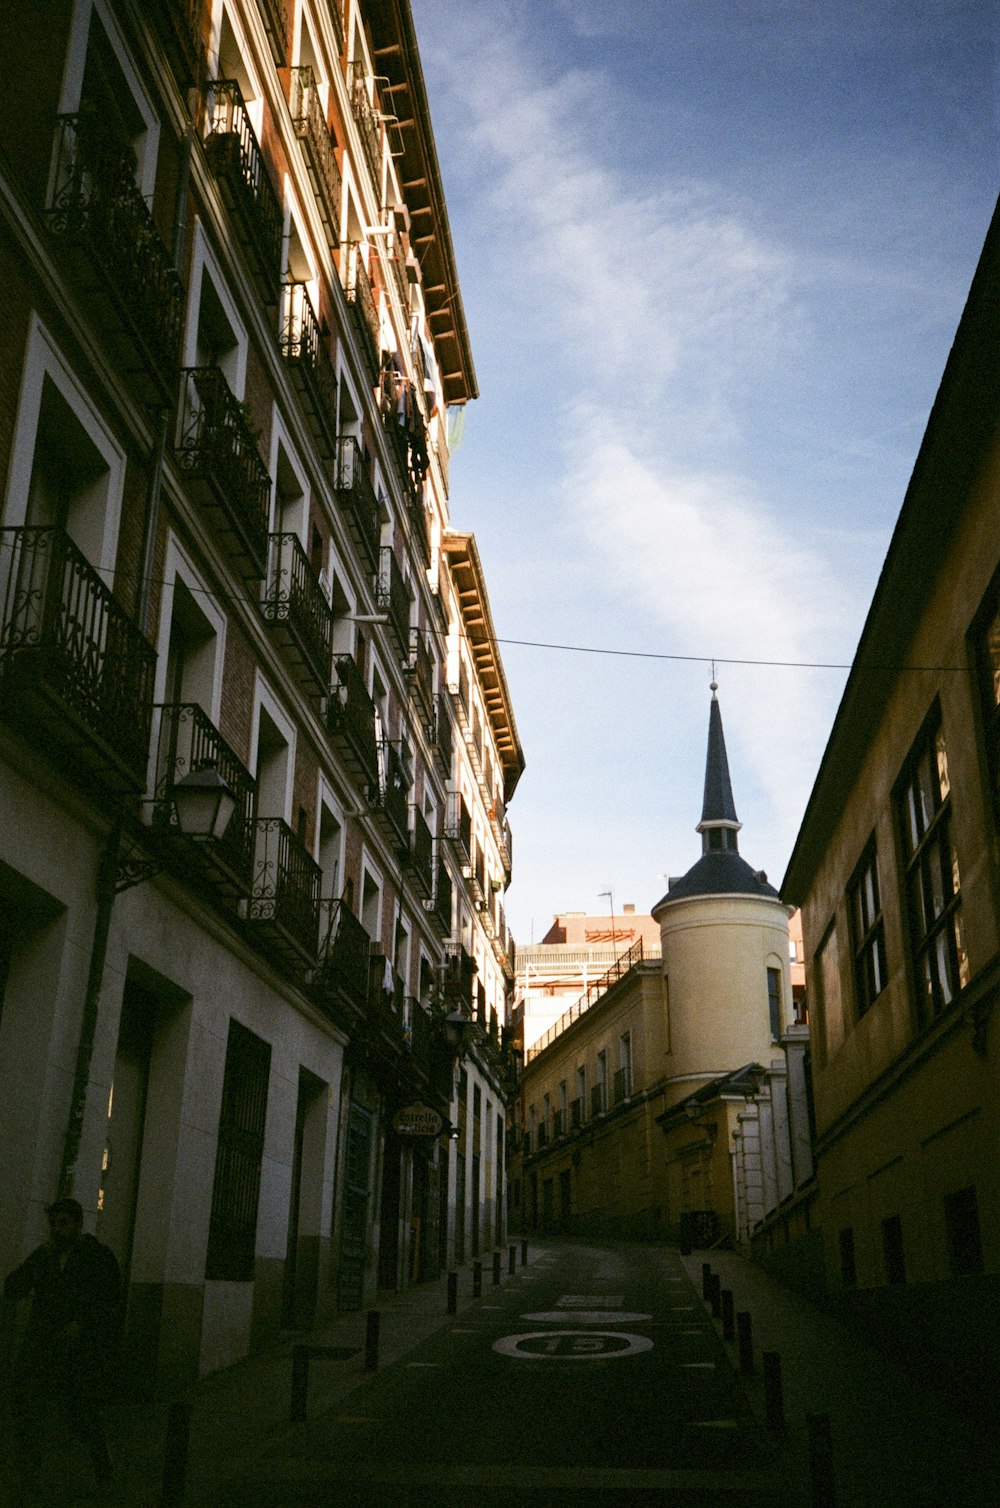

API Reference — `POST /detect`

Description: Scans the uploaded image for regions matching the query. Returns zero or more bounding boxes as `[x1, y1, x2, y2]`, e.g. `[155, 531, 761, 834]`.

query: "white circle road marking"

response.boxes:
[520, 1311, 652, 1325]
[493, 1331, 654, 1360]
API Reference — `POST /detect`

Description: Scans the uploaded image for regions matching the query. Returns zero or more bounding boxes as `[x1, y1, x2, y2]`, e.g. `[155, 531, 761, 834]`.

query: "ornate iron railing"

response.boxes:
[445, 791, 471, 856]
[47, 112, 184, 394]
[317, 898, 371, 1010]
[375, 545, 411, 658]
[348, 61, 382, 185]
[328, 652, 379, 792]
[204, 79, 282, 294]
[280, 282, 338, 462]
[334, 436, 381, 572]
[290, 66, 341, 245]
[373, 738, 410, 849]
[248, 816, 322, 959]
[261, 532, 335, 691]
[407, 627, 434, 721]
[526, 938, 646, 1063]
[404, 997, 432, 1077]
[408, 805, 434, 898]
[433, 692, 454, 776]
[153, 703, 256, 888]
[408, 494, 432, 569]
[175, 367, 271, 578]
[0, 526, 154, 788]
[341, 241, 380, 375]
[431, 858, 452, 935]
[257, 0, 287, 64]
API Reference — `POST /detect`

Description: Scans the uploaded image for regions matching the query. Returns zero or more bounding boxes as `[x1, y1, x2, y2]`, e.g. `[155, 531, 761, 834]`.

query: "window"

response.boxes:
[767, 966, 783, 1041]
[943, 1186, 984, 1276]
[976, 580, 1000, 825]
[897, 709, 969, 1025]
[881, 1214, 906, 1286]
[615, 1033, 632, 1102]
[206, 1021, 271, 1280]
[847, 840, 888, 1017]
[838, 1226, 857, 1288]
[594, 1049, 608, 1115]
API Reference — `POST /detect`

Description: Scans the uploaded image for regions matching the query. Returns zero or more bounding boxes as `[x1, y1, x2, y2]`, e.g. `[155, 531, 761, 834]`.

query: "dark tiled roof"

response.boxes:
[701, 694, 739, 824]
[655, 851, 778, 905]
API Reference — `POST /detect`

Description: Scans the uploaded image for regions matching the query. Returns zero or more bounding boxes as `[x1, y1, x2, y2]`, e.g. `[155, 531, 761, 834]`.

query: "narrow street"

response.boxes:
[219, 1242, 784, 1507]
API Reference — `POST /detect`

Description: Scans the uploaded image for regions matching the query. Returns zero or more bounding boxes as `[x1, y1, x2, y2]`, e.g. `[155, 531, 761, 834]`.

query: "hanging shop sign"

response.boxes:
[393, 1103, 443, 1137]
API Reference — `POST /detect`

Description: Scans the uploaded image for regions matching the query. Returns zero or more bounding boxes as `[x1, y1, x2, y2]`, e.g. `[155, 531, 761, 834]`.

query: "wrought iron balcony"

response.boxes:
[406, 627, 435, 723]
[404, 998, 432, 1080]
[0, 527, 154, 796]
[151, 0, 203, 86]
[204, 79, 282, 297]
[247, 816, 322, 965]
[408, 494, 432, 570]
[290, 67, 341, 246]
[175, 367, 271, 579]
[261, 533, 335, 693]
[341, 242, 380, 377]
[367, 956, 406, 1062]
[257, 0, 287, 65]
[445, 791, 471, 857]
[46, 113, 184, 402]
[334, 436, 381, 573]
[375, 546, 412, 659]
[432, 692, 454, 776]
[372, 739, 410, 852]
[348, 62, 382, 186]
[407, 805, 434, 900]
[152, 703, 256, 893]
[430, 857, 452, 936]
[280, 282, 338, 465]
[316, 898, 371, 1013]
[328, 653, 379, 794]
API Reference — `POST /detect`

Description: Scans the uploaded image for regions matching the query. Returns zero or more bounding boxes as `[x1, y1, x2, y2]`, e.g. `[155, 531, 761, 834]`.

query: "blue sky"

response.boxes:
[410, 0, 999, 943]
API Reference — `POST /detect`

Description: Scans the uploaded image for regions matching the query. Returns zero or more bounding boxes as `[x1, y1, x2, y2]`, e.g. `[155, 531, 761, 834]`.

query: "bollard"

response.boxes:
[763, 1350, 785, 1433]
[365, 1309, 381, 1372]
[447, 1270, 458, 1315]
[721, 1288, 735, 1341]
[521, 1237, 528, 1266]
[290, 1345, 310, 1424]
[473, 1260, 482, 1298]
[737, 1310, 754, 1374]
[160, 1399, 191, 1508]
[708, 1272, 722, 1319]
[492, 1250, 502, 1286]
[807, 1412, 836, 1508]
[509, 1244, 517, 1276]
[701, 1261, 712, 1299]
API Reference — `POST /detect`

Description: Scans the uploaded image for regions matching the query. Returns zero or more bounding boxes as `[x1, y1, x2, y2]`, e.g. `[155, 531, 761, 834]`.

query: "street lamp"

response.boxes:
[441, 1009, 472, 1058]
[172, 762, 237, 843]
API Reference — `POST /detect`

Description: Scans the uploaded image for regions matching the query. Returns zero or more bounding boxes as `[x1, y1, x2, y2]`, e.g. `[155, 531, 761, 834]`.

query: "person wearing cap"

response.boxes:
[3, 1197, 121, 1495]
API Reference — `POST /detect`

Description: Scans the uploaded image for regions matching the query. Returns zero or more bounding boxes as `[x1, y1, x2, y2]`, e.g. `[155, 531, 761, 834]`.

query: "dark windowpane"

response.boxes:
[839, 1226, 857, 1287]
[943, 1186, 984, 1276]
[881, 1214, 906, 1285]
[848, 840, 887, 1018]
[206, 1020, 271, 1281]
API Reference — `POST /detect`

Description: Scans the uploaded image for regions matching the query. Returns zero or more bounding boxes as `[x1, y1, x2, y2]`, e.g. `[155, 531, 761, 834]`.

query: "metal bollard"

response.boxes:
[492, 1250, 501, 1285]
[521, 1238, 528, 1266]
[737, 1310, 754, 1374]
[447, 1270, 458, 1315]
[708, 1272, 722, 1319]
[290, 1345, 310, 1424]
[721, 1288, 735, 1341]
[807, 1412, 836, 1508]
[701, 1261, 712, 1299]
[509, 1244, 517, 1276]
[160, 1399, 192, 1507]
[365, 1309, 381, 1372]
[763, 1350, 785, 1433]
[473, 1260, 482, 1297]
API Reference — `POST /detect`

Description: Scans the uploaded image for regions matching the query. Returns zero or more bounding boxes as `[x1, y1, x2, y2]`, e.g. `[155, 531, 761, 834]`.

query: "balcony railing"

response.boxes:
[525, 939, 647, 1063]
[152, 703, 256, 892]
[433, 692, 453, 776]
[317, 898, 371, 1012]
[445, 791, 471, 856]
[247, 816, 322, 963]
[334, 437, 381, 573]
[204, 79, 282, 296]
[175, 367, 271, 579]
[372, 739, 410, 852]
[328, 652, 379, 794]
[261, 532, 335, 692]
[404, 997, 432, 1079]
[407, 805, 434, 898]
[257, 0, 288, 65]
[280, 282, 338, 464]
[0, 527, 154, 794]
[375, 546, 412, 658]
[348, 62, 382, 186]
[290, 66, 341, 246]
[431, 857, 452, 936]
[46, 113, 184, 401]
[408, 494, 432, 569]
[406, 627, 434, 722]
[341, 242, 380, 376]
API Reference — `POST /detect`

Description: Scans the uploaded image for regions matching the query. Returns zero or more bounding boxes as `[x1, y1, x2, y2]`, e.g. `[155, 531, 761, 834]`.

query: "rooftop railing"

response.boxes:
[525, 938, 647, 1062]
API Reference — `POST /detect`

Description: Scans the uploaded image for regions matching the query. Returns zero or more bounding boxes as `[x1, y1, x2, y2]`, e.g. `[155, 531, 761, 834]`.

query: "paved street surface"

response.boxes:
[219, 1242, 785, 1506]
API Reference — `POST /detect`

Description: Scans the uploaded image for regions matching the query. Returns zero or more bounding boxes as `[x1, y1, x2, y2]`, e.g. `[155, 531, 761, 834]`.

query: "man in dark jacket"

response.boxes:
[4, 1197, 121, 1495]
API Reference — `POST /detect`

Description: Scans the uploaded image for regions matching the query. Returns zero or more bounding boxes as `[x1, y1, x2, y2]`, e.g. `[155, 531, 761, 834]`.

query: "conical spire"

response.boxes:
[697, 682, 741, 853]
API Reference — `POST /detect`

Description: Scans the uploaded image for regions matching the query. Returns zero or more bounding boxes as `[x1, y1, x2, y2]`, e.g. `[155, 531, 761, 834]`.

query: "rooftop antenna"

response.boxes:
[598, 889, 617, 949]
